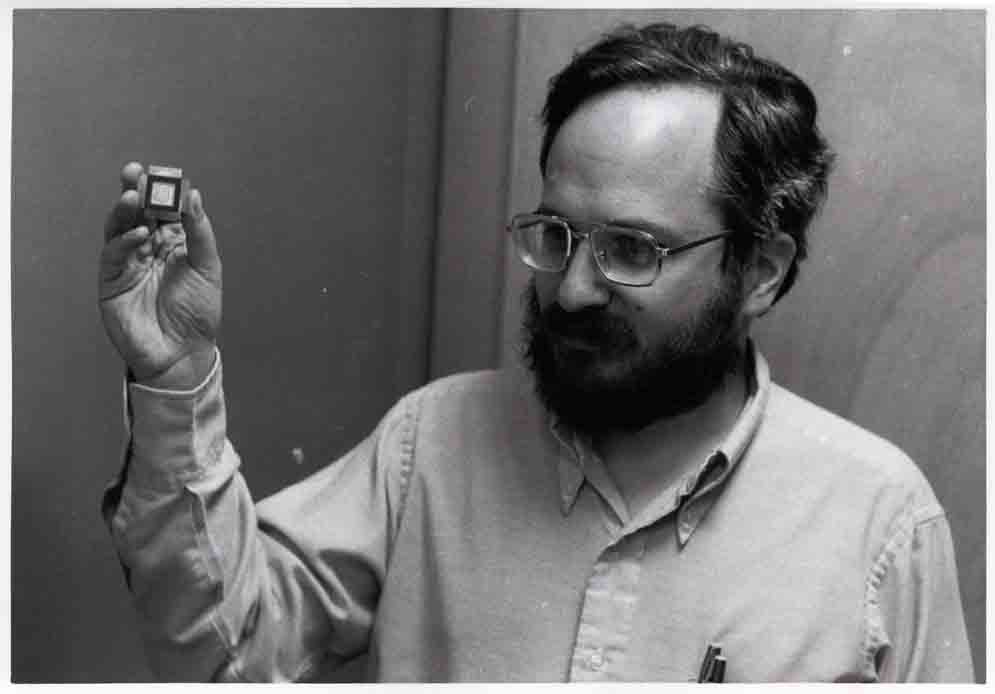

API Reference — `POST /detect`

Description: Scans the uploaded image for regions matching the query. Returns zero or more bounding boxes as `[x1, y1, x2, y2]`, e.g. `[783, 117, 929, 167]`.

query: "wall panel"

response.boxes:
[12, 9, 445, 681]
[430, 10, 518, 378]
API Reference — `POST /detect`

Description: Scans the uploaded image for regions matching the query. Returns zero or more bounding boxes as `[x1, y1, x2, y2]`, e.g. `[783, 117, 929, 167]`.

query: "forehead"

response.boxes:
[543, 85, 723, 234]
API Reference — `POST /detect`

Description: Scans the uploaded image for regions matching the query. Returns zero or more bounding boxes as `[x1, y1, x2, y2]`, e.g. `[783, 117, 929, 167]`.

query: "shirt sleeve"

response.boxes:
[864, 504, 975, 682]
[100, 350, 418, 682]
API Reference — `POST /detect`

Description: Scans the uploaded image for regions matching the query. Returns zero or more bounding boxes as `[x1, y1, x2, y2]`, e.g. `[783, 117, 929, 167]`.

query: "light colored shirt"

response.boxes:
[102, 346, 973, 682]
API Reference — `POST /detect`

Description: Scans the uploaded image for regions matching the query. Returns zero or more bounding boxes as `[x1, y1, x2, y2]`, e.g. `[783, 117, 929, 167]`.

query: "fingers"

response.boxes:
[154, 222, 186, 261]
[121, 162, 143, 192]
[103, 189, 142, 242]
[105, 167, 220, 285]
[99, 225, 154, 301]
[102, 225, 153, 269]
[179, 189, 222, 282]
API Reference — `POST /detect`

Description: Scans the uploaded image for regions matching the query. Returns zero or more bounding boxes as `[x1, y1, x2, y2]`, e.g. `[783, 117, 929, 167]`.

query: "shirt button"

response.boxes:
[588, 650, 605, 670]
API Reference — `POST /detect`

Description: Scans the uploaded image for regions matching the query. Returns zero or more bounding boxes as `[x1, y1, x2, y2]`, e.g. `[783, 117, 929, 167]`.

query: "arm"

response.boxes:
[98, 163, 416, 680]
[102, 351, 415, 681]
[864, 506, 974, 682]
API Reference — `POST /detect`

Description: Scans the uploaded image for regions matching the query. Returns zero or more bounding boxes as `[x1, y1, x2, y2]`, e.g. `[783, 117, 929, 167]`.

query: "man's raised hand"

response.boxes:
[99, 162, 222, 390]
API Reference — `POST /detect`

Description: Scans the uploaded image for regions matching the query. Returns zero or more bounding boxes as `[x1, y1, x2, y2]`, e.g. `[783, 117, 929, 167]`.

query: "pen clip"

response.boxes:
[697, 643, 721, 683]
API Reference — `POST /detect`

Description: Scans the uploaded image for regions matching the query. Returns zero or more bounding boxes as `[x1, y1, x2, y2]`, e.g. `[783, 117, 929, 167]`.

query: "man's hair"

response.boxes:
[540, 23, 835, 302]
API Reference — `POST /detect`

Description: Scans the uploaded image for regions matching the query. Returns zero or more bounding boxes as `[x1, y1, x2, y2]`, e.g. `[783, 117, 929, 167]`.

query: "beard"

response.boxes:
[522, 277, 746, 437]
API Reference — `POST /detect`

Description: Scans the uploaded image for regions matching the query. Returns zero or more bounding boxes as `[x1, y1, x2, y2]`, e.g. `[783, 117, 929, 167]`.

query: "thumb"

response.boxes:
[180, 188, 222, 283]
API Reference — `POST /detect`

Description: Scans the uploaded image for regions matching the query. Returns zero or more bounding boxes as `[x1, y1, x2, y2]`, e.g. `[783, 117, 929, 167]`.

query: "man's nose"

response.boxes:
[557, 239, 611, 312]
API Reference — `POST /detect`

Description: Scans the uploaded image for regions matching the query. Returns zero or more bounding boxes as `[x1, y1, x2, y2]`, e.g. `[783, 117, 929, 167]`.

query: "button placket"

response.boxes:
[569, 537, 644, 681]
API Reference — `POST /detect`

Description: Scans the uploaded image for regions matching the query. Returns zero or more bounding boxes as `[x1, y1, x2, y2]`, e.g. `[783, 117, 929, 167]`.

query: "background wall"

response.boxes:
[12, 8, 985, 683]
[12, 9, 446, 681]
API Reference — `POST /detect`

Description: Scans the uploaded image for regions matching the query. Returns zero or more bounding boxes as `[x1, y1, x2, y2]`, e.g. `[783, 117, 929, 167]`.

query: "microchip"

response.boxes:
[139, 165, 188, 222]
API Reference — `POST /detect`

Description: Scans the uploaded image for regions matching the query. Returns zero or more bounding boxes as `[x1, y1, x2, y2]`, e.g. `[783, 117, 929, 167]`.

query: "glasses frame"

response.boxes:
[507, 212, 738, 287]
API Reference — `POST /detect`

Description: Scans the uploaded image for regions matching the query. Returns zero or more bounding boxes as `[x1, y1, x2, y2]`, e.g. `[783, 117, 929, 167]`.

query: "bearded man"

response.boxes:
[98, 22, 972, 682]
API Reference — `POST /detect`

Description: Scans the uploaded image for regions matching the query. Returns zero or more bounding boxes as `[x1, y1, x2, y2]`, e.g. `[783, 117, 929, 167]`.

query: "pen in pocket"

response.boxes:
[697, 643, 726, 683]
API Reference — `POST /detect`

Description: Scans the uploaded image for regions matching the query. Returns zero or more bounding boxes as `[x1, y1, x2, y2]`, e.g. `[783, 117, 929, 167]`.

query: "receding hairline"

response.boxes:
[543, 82, 728, 209]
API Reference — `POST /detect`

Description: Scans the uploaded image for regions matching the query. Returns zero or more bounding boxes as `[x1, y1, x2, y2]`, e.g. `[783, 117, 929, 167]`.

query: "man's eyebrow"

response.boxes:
[606, 216, 686, 241]
[534, 207, 687, 242]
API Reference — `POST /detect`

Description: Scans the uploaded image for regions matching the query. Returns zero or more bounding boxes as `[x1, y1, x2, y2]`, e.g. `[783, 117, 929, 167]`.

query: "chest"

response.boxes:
[371, 454, 873, 682]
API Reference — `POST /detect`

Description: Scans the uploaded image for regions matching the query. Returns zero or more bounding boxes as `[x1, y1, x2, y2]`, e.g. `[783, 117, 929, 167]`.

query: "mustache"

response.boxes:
[538, 302, 636, 346]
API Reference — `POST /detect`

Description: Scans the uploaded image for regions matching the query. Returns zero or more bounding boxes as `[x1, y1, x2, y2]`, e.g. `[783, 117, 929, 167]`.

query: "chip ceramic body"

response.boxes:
[138, 165, 188, 223]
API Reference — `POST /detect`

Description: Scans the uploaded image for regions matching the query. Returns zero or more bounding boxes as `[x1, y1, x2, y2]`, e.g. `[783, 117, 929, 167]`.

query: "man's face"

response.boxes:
[524, 85, 748, 435]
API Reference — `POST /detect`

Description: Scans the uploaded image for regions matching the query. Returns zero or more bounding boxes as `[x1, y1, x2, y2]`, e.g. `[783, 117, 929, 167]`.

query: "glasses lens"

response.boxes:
[593, 227, 659, 285]
[511, 217, 570, 271]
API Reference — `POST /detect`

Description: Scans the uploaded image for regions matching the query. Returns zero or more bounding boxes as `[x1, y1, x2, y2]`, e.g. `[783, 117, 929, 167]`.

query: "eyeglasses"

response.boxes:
[507, 212, 737, 287]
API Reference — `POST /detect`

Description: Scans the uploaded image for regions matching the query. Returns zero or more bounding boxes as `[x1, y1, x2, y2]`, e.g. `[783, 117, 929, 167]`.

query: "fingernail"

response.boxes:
[192, 190, 204, 218]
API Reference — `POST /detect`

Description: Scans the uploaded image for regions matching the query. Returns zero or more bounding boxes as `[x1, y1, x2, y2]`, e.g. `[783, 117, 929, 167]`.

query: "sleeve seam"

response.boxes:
[186, 486, 239, 659]
[393, 389, 422, 537]
[861, 502, 947, 677]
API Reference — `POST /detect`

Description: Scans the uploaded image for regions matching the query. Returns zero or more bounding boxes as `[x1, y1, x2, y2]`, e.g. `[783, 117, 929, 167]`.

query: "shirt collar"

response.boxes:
[674, 342, 770, 546]
[550, 418, 585, 516]
[549, 341, 771, 542]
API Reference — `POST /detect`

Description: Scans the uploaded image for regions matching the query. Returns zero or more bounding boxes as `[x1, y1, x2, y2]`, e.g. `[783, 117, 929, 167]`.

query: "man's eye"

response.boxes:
[610, 234, 654, 263]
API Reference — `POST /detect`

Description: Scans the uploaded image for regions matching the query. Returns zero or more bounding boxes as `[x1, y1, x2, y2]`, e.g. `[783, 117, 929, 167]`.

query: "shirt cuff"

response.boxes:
[126, 348, 228, 492]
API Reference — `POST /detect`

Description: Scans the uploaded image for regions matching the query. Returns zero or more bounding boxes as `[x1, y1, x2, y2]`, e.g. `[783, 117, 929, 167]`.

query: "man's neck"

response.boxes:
[593, 349, 750, 523]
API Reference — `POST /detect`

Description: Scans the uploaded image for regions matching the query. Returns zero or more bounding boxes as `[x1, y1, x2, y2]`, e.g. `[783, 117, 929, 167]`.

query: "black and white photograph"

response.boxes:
[10, 8, 985, 683]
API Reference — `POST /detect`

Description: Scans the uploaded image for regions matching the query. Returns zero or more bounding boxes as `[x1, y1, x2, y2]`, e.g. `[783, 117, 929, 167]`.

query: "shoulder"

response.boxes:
[363, 371, 524, 506]
[729, 380, 950, 581]
[764, 384, 915, 472]
[754, 383, 941, 513]
[397, 368, 533, 418]
[411, 368, 519, 400]
[379, 368, 538, 441]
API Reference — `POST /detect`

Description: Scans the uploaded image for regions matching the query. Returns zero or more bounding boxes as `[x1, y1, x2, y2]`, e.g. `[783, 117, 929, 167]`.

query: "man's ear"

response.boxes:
[742, 232, 796, 318]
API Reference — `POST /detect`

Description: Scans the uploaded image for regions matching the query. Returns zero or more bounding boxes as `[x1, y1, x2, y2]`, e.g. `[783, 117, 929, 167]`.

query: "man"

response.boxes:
[98, 23, 972, 682]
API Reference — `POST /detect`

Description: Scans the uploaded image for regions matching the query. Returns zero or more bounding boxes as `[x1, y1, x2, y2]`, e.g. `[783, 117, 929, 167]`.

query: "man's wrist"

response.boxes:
[126, 346, 228, 492]
[134, 347, 217, 391]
